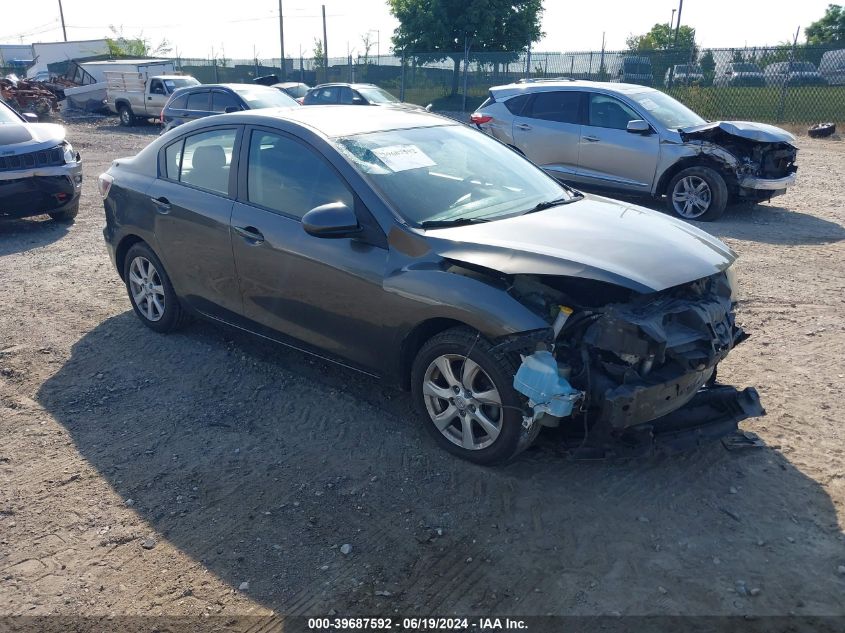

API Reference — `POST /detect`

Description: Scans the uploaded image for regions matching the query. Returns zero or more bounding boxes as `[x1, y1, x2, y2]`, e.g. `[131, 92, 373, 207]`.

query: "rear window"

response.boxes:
[504, 94, 529, 115]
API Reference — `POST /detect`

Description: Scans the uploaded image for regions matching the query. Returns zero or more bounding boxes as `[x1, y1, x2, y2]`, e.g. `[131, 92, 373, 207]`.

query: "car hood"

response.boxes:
[679, 120, 796, 145]
[424, 195, 736, 294]
[0, 122, 66, 154]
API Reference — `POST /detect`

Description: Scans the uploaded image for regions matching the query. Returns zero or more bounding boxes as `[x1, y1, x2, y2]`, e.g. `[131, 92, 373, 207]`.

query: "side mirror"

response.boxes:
[626, 119, 651, 134]
[22, 112, 38, 122]
[224, 106, 240, 113]
[302, 202, 360, 238]
[425, 103, 433, 111]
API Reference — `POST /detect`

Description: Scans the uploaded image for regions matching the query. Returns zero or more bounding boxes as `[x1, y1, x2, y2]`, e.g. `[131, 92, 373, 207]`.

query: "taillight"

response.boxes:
[296, 97, 304, 105]
[470, 113, 492, 125]
[159, 109, 164, 124]
[98, 173, 114, 199]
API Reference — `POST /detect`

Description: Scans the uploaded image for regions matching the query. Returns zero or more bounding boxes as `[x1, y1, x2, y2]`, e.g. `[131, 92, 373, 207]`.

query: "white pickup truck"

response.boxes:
[106, 72, 199, 126]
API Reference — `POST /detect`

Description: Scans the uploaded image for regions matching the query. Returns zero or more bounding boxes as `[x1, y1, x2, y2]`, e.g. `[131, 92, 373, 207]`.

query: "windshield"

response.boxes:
[623, 60, 651, 74]
[335, 125, 576, 226]
[0, 101, 22, 124]
[163, 77, 199, 92]
[675, 65, 701, 74]
[281, 83, 309, 98]
[789, 62, 816, 72]
[732, 63, 761, 73]
[233, 86, 298, 109]
[356, 86, 400, 104]
[631, 90, 705, 129]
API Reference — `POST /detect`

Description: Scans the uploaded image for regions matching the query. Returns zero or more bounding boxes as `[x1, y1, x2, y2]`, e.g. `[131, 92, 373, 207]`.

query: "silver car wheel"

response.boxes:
[672, 175, 712, 219]
[422, 354, 503, 451]
[128, 256, 166, 322]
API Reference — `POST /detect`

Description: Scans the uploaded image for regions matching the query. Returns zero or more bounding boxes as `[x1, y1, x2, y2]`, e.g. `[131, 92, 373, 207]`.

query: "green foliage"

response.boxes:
[805, 4, 845, 44]
[626, 23, 696, 52]
[313, 38, 326, 70]
[106, 25, 171, 58]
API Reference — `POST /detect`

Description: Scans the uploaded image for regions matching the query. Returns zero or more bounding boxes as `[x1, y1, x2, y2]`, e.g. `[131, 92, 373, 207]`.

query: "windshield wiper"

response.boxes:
[419, 217, 491, 229]
[524, 192, 583, 215]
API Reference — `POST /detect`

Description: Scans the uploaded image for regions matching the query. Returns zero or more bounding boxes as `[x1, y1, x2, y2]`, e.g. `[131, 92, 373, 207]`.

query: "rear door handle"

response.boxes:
[583, 135, 601, 142]
[233, 225, 265, 244]
[515, 123, 532, 131]
[150, 196, 171, 213]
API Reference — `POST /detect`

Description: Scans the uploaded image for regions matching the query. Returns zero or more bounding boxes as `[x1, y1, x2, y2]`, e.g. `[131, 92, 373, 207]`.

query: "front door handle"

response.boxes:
[150, 196, 171, 213]
[515, 123, 532, 131]
[583, 135, 601, 142]
[233, 225, 265, 244]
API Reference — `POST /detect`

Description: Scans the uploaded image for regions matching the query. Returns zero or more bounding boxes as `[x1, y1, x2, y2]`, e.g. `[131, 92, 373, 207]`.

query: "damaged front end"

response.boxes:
[505, 270, 764, 456]
[678, 122, 798, 202]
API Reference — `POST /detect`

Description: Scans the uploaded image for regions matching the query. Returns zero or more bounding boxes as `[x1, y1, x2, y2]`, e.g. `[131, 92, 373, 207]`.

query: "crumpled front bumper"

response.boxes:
[0, 162, 83, 218]
[739, 172, 796, 191]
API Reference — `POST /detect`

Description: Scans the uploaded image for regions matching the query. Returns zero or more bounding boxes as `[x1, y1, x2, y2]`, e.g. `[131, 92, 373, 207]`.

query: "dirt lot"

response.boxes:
[1, 118, 844, 622]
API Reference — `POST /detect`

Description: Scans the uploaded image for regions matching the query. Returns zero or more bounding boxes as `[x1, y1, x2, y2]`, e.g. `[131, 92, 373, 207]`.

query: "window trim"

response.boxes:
[157, 125, 243, 198]
[523, 90, 585, 125]
[585, 92, 642, 130]
[237, 125, 356, 222]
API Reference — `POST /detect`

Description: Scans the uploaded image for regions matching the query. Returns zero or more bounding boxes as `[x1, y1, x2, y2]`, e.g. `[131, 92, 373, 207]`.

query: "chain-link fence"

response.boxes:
[164, 43, 845, 124]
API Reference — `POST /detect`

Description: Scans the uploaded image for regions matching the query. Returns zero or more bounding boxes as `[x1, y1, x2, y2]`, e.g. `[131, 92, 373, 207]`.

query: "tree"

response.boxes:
[387, 0, 544, 95]
[106, 25, 171, 57]
[805, 4, 845, 44]
[699, 49, 715, 84]
[360, 32, 375, 65]
[626, 23, 696, 52]
[313, 37, 326, 70]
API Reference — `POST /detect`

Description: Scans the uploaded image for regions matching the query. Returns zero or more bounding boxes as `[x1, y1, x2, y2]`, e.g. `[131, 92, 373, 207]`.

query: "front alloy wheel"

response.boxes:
[672, 175, 712, 219]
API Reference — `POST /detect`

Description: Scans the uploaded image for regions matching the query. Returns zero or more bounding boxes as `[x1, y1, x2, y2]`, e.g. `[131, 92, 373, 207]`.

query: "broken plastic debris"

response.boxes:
[513, 350, 581, 419]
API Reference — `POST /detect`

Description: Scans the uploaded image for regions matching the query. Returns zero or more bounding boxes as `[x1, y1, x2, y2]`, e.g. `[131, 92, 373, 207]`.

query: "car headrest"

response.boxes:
[192, 145, 226, 171]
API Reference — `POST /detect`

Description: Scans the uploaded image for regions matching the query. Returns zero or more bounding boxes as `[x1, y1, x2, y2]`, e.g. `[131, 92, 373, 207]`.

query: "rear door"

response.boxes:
[511, 90, 583, 180]
[145, 125, 243, 319]
[230, 126, 389, 369]
[182, 89, 213, 123]
[576, 92, 659, 193]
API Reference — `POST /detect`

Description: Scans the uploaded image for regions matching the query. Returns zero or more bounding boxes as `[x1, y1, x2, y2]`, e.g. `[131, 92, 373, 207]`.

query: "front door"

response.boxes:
[230, 127, 389, 369]
[146, 125, 243, 319]
[512, 90, 583, 180]
[576, 92, 660, 193]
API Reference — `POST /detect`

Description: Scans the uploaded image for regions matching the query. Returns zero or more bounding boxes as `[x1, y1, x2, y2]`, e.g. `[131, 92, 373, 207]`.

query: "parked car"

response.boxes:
[107, 72, 200, 126]
[160, 83, 298, 132]
[819, 49, 845, 85]
[273, 82, 310, 102]
[470, 80, 798, 221]
[714, 62, 766, 87]
[615, 56, 653, 86]
[302, 83, 419, 108]
[98, 106, 762, 463]
[764, 61, 827, 87]
[0, 98, 82, 222]
[664, 64, 704, 86]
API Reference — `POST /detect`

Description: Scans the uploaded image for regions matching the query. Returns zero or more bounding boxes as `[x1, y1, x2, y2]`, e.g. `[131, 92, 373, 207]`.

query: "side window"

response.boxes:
[339, 87, 354, 104]
[149, 79, 165, 95]
[504, 94, 529, 115]
[168, 93, 188, 110]
[588, 94, 640, 130]
[185, 91, 209, 111]
[164, 140, 183, 180]
[212, 90, 241, 112]
[526, 91, 582, 124]
[179, 128, 238, 195]
[312, 87, 338, 104]
[246, 130, 353, 219]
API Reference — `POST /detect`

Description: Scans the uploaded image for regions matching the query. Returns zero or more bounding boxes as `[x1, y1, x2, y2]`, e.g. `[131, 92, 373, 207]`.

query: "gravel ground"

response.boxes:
[1, 118, 844, 620]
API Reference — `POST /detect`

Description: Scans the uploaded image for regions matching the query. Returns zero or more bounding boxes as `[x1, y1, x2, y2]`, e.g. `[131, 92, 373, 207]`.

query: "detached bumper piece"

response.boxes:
[568, 384, 765, 460]
[0, 175, 78, 218]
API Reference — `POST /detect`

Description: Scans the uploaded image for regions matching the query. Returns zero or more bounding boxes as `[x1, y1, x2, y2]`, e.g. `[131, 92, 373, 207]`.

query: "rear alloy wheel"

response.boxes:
[412, 327, 538, 464]
[667, 166, 728, 221]
[123, 242, 189, 333]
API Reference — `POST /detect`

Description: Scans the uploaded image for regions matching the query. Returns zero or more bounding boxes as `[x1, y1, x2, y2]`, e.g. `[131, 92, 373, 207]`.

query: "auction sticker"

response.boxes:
[372, 145, 436, 172]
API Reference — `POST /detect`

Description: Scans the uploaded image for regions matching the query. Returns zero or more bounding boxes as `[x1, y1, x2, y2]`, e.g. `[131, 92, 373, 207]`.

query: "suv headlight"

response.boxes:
[62, 141, 78, 164]
[725, 265, 740, 302]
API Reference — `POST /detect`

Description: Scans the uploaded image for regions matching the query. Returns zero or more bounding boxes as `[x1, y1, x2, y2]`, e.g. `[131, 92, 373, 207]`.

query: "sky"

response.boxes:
[0, 0, 834, 60]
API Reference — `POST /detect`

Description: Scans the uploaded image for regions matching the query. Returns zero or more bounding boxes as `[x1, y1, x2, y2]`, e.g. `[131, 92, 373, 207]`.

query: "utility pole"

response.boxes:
[57, 0, 68, 41]
[672, 0, 684, 47]
[670, 8, 676, 28]
[278, 0, 286, 79]
[322, 4, 328, 82]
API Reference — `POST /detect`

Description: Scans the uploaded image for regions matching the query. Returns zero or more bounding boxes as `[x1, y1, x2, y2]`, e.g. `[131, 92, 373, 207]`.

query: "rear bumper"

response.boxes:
[0, 165, 82, 219]
[740, 173, 796, 191]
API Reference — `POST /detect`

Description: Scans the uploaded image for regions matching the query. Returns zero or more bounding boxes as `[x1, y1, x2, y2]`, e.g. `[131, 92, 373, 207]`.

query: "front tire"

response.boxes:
[123, 242, 189, 333]
[666, 166, 728, 221]
[411, 327, 537, 465]
[118, 105, 136, 127]
[48, 200, 79, 222]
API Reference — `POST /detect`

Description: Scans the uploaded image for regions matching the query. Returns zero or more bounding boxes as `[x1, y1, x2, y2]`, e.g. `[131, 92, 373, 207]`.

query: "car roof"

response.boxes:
[199, 104, 456, 138]
[169, 83, 278, 97]
[274, 82, 307, 88]
[310, 83, 380, 90]
[489, 80, 656, 99]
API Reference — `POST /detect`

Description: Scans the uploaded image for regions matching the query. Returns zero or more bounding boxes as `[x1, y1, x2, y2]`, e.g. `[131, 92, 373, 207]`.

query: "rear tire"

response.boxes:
[666, 166, 728, 222]
[123, 242, 190, 333]
[48, 200, 79, 222]
[411, 327, 538, 465]
[118, 105, 136, 127]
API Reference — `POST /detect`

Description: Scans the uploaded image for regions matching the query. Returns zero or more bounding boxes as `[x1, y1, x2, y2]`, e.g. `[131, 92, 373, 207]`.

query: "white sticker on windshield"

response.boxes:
[372, 144, 436, 172]
[638, 98, 658, 111]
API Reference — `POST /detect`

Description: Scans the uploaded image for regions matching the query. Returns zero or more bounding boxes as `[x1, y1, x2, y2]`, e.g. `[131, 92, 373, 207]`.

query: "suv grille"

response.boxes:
[0, 146, 64, 172]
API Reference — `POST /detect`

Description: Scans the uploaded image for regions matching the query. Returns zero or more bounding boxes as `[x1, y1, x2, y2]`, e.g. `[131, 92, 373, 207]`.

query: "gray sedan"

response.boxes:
[471, 80, 797, 221]
[99, 106, 762, 463]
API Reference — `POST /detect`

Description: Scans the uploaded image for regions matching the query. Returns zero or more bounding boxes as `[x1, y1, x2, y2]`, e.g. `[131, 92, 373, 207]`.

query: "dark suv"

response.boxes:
[160, 83, 298, 132]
